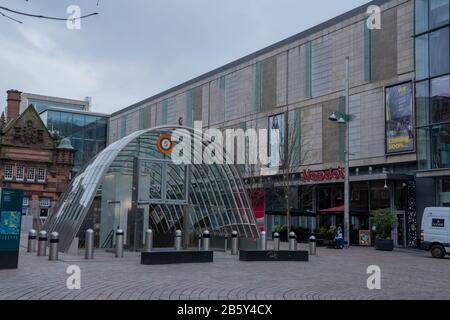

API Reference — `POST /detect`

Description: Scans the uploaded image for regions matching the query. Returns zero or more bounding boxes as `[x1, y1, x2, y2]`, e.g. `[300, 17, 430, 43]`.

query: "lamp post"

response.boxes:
[328, 56, 351, 248]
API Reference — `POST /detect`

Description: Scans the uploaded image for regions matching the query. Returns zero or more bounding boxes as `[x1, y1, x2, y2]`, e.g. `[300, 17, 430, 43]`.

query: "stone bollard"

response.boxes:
[231, 231, 238, 255]
[37, 231, 47, 257]
[27, 229, 37, 253]
[202, 230, 210, 251]
[115, 229, 124, 258]
[273, 232, 280, 251]
[49, 232, 59, 261]
[175, 230, 183, 251]
[144, 229, 153, 252]
[85, 229, 94, 260]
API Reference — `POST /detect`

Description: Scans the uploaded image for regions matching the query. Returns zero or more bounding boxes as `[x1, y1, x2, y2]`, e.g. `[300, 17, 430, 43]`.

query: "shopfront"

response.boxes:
[262, 167, 416, 248]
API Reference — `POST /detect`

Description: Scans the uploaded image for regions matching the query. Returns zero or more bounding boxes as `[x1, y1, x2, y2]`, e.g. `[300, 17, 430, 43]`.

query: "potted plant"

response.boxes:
[371, 208, 398, 251]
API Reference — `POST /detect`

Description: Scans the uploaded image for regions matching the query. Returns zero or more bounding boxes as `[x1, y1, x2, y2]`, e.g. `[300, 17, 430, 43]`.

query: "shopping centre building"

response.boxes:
[45, 0, 450, 250]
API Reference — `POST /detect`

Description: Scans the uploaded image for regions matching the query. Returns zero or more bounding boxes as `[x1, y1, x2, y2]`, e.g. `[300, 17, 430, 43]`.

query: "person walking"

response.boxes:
[335, 226, 344, 249]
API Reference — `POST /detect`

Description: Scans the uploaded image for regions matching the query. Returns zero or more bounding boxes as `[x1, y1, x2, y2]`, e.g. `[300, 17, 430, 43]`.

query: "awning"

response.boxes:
[319, 205, 368, 215]
[265, 209, 317, 217]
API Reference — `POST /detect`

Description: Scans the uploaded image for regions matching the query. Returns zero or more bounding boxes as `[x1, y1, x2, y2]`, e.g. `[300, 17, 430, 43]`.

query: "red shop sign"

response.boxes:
[302, 167, 345, 182]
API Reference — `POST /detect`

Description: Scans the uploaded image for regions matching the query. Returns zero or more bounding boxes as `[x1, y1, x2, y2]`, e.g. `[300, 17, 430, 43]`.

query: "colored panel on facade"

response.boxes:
[186, 90, 194, 127]
[364, 24, 373, 82]
[305, 42, 313, 98]
[339, 96, 346, 162]
[162, 99, 169, 125]
[255, 61, 263, 112]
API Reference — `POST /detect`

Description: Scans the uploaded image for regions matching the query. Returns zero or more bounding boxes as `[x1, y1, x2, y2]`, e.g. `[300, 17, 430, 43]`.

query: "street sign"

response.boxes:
[0, 188, 24, 269]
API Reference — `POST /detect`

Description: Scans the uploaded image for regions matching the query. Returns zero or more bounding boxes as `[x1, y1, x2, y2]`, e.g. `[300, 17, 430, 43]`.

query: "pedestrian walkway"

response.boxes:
[1, 241, 449, 300]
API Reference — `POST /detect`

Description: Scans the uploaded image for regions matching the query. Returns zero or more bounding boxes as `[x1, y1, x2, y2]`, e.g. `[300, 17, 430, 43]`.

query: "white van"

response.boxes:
[421, 207, 450, 259]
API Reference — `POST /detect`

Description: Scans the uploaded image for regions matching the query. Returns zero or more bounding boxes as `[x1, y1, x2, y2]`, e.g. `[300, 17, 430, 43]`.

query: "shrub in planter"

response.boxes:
[371, 208, 398, 251]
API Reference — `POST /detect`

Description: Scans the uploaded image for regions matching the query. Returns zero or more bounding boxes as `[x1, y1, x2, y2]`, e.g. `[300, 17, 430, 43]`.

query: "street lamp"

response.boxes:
[328, 56, 351, 248]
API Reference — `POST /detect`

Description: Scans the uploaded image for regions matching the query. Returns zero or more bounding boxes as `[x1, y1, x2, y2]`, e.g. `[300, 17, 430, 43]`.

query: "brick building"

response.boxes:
[1, 90, 74, 229]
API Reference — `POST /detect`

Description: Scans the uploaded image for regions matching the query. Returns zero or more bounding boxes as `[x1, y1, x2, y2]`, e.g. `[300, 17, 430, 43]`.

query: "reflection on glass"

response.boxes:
[431, 124, 450, 168]
[431, 75, 450, 124]
[417, 127, 431, 170]
[430, 0, 449, 29]
[416, 80, 430, 127]
[415, 34, 429, 80]
[430, 27, 450, 77]
[415, 0, 429, 34]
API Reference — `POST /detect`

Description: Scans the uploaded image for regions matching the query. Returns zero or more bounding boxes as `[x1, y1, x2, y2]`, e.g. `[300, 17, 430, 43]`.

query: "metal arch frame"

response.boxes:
[43, 125, 259, 252]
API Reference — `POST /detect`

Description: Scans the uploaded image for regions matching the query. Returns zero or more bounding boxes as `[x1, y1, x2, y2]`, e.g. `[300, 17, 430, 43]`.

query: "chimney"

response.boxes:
[6, 90, 22, 122]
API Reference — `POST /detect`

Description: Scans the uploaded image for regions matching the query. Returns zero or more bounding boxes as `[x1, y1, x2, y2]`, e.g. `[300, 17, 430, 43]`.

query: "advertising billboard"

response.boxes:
[385, 81, 415, 154]
[0, 188, 24, 269]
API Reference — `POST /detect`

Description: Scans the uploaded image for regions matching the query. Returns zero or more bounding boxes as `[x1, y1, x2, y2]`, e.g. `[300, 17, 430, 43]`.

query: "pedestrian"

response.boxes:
[335, 227, 344, 249]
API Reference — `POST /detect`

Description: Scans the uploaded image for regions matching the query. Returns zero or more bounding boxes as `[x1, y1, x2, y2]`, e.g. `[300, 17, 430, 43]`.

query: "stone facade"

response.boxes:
[0, 95, 74, 229]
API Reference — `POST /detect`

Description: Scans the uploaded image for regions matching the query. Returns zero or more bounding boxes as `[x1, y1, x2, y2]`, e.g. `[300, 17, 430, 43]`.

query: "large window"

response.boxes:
[16, 165, 24, 181]
[430, 27, 449, 78]
[4, 165, 13, 181]
[415, 0, 450, 170]
[27, 168, 35, 182]
[37, 168, 46, 183]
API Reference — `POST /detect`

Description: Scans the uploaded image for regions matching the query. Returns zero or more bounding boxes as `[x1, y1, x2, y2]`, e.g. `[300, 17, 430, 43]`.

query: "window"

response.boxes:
[27, 168, 35, 182]
[430, 27, 450, 78]
[120, 115, 127, 138]
[16, 165, 24, 181]
[430, 0, 449, 30]
[431, 123, 450, 168]
[4, 165, 13, 181]
[22, 207, 28, 216]
[39, 198, 50, 207]
[416, 0, 429, 34]
[431, 75, 450, 124]
[268, 114, 285, 168]
[37, 168, 46, 182]
[416, 34, 429, 80]
[23, 197, 30, 207]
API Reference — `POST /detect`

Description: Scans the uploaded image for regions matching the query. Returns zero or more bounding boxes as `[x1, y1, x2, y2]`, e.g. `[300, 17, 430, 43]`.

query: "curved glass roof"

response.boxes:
[44, 126, 259, 252]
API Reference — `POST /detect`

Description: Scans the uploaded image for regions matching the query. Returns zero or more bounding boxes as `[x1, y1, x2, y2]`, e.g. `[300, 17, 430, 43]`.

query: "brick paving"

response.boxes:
[1, 239, 449, 300]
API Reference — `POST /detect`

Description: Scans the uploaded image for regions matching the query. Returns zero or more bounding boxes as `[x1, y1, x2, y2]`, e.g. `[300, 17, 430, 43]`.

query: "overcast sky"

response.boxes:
[0, 0, 370, 114]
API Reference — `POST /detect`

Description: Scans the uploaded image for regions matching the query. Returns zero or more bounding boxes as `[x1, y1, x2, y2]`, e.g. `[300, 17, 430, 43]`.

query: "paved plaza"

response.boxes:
[1, 238, 449, 300]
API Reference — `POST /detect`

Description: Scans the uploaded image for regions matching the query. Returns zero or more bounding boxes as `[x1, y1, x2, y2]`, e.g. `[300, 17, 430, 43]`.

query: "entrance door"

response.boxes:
[393, 211, 406, 248]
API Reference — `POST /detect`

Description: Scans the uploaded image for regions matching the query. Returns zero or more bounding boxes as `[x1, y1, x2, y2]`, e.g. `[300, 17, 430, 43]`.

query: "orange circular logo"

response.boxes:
[156, 133, 175, 155]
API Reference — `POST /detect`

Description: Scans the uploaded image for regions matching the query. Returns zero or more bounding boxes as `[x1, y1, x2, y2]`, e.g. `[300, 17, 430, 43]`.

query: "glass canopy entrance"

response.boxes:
[43, 126, 259, 252]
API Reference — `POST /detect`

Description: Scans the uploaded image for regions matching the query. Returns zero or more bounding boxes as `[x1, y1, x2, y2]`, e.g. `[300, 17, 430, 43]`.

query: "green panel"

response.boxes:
[255, 61, 263, 112]
[339, 96, 346, 162]
[219, 75, 226, 90]
[364, 25, 373, 82]
[293, 109, 302, 166]
[186, 90, 194, 127]
[162, 99, 168, 125]
[120, 116, 126, 138]
[305, 42, 313, 98]
[139, 109, 145, 130]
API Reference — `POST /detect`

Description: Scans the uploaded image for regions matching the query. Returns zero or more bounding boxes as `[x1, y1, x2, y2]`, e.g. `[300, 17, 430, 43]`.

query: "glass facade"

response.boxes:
[415, 0, 450, 170]
[41, 110, 108, 173]
[29, 98, 86, 113]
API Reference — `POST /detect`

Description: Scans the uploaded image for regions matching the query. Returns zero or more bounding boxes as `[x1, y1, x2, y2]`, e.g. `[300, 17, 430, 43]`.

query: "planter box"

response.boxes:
[375, 239, 394, 251]
[239, 250, 309, 262]
[141, 250, 214, 265]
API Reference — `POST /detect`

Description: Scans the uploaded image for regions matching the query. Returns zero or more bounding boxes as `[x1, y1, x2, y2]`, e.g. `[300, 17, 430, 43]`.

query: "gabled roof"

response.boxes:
[2, 104, 54, 142]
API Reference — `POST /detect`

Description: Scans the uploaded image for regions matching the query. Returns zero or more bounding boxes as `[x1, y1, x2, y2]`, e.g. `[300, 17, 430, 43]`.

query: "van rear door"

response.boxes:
[428, 210, 448, 247]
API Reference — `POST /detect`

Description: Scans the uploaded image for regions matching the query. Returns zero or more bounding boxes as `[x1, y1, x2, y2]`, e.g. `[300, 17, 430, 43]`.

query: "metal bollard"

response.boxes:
[27, 229, 37, 253]
[175, 230, 183, 251]
[115, 229, 124, 258]
[273, 232, 280, 251]
[289, 232, 297, 251]
[37, 230, 47, 257]
[309, 236, 317, 256]
[260, 231, 267, 251]
[85, 229, 94, 260]
[202, 230, 211, 251]
[230, 231, 238, 255]
[49, 232, 59, 261]
[144, 229, 153, 252]
[224, 234, 229, 252]
[197, 234, 202, 251]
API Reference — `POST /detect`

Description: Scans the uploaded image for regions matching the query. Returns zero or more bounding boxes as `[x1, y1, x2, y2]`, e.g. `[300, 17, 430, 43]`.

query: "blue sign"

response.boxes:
[0, 189, 24, 252]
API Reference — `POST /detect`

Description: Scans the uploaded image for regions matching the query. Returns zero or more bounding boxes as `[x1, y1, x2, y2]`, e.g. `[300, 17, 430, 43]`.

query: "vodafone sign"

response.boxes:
[302, 167, 345, 182]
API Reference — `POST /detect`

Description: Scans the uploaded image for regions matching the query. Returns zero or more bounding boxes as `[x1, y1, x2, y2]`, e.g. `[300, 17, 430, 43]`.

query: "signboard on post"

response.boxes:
[0, 188, 24, 269]
[385, 81, 415, 154]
